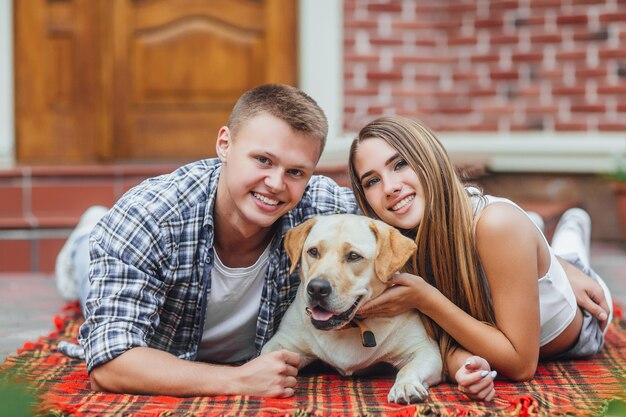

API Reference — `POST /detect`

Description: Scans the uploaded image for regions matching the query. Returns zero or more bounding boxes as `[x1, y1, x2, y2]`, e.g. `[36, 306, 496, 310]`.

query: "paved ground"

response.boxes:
[0, 241, 625, 362]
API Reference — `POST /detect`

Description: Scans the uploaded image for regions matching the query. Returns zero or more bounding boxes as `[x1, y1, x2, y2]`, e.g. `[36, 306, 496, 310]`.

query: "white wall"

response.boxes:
[0, 0, 14, 167]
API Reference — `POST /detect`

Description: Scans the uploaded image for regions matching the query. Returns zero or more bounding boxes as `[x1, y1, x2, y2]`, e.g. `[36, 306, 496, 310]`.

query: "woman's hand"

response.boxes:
[455, 356, 497, 401]
[357, 273, 427, 318]
[558, 258, 610, 330]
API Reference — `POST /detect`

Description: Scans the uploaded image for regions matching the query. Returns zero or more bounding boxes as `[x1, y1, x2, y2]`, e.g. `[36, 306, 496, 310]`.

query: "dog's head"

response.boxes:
[285, 214, 417, 331]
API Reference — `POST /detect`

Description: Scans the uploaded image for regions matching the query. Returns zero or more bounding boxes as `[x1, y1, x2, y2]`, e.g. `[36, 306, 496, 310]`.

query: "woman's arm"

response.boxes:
[359, 204, 542, 381]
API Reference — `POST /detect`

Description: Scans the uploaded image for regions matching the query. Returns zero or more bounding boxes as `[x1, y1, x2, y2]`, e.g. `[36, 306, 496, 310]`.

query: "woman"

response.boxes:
[349, 116, 613, 401]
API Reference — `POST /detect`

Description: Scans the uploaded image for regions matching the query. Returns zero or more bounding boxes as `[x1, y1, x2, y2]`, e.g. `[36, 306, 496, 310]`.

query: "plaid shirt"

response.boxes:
[77, 158, 357, 373]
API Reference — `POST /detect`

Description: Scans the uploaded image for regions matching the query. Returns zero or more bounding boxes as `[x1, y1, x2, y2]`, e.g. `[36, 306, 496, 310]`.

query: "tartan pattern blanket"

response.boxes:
[0, 302, 624, 417]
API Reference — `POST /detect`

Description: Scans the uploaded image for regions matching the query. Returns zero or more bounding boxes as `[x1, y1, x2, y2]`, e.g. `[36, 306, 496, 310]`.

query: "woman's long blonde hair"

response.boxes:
[348, 116, 495, 375]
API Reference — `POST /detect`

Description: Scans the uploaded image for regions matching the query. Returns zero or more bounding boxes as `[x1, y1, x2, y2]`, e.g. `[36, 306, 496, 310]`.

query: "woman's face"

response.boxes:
[353, 137, 426, 230]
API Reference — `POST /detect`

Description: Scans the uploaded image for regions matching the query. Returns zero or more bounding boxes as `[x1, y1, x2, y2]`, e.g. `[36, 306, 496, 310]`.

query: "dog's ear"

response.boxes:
[284, 217, 318, 274]
[369, 220, 417, 282]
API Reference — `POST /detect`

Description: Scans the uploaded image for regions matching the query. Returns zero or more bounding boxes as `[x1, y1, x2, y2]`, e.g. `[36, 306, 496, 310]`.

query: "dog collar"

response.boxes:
[351, 318, 377, 348]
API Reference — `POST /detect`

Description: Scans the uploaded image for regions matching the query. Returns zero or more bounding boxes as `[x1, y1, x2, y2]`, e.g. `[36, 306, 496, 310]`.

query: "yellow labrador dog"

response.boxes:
[262, 214, 442, 404]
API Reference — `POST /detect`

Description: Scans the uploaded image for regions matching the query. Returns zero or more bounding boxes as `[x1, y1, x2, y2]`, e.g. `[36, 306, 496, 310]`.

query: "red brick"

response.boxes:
[433, 20, 463, 30]
[554, 121, 589, 131]
[572, 0, 608, 4]
[490, 34, 519, 45]
[530, 33, 563, 44]
[415, 4, 443, 14]
[344, 54, 379, 63]
[468, 86, 498, 97]
[415, 38, 437, 47]
[367, 3, 402, 12]
[367, 106, 385, 115]
[512, 52, 544, 63]
[529, 0, 563, 8]
[599, 12, 626, 23]
[370, 37, 404, 46]
[480, 102, 517, 115]
[444, 2, 476, 13]
[414, 72, 440, 82]
[489, 0, 519, 11]
[573, 30, 609, 42]
[475, 18, 504, 29]
[570, 103, 606, 112]
[536, 68, 564, 81]
[367, 71, 403, 81]
[616, 103, 626, 112]
[555, 50, 587, 62]
[394, 55, 457, 64]
[0, 240, 31, 272]
[344, 19, 378, 29]
[511, 119, 546, 131]
[438, 106, 473, 115]
[471, 54, 500, 64]
[452, 71, 479, 81]
[467, 122, 500, 131]
[513, 15, 546, 26]
[393, 21, 435, 30]
[345, 87, 379, 96]
[599, 122, 626, 131]
[447, 36, 477, 46]
[597, 85, 626, 95]
[599, 48, 626, 59]
[490, 70, 519, 80]
[576, 67, 607, 78]
[556, 14, 589, 25]
[526, 104, 559, 115]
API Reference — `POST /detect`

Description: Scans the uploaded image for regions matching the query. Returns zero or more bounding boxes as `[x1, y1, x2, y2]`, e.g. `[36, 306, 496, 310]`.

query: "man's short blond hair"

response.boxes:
[227, 84, 328, 153]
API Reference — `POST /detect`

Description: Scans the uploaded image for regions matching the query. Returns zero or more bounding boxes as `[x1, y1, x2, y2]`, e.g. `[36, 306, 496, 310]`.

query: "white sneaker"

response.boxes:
[55, 206, 109, 300]
[553, 207, 591, 256]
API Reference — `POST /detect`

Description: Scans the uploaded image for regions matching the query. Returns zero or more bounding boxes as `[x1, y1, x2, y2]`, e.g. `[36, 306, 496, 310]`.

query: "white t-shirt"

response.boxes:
[196, 244, 270, 363]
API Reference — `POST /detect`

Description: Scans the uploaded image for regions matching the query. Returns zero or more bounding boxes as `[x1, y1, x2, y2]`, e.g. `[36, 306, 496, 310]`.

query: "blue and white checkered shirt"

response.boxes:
[74, 158, 357, 373]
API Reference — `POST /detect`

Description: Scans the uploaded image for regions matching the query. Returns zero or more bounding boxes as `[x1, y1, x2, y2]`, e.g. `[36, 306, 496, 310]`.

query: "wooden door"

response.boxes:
[15, 0, 297, 164]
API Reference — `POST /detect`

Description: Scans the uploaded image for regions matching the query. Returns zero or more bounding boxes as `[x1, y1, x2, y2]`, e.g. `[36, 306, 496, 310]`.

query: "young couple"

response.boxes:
[57, 84, 613, 401]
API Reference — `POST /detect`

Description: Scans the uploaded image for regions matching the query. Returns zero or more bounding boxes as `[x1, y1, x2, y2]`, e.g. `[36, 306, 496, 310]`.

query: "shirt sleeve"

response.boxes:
[78, 202, 170, 373]
[304, 175, 360, 216]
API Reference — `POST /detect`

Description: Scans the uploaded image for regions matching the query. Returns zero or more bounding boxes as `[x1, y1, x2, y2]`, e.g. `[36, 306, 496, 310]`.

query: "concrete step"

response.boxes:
[0, 164, 574, 273]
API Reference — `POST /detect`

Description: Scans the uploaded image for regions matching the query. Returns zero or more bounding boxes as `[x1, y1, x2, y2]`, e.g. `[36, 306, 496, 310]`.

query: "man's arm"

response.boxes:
[90, 347, 300, 397]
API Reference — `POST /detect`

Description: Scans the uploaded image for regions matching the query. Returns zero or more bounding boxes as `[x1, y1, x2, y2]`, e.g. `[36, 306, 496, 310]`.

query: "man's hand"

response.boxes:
[558, 258, 610, 330]
[232, 349, 301, 397]
[455, 356, 496, 402]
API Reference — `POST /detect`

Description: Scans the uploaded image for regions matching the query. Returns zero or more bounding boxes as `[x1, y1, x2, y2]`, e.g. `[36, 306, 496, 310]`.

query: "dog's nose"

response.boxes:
[307, 278, 332, 301]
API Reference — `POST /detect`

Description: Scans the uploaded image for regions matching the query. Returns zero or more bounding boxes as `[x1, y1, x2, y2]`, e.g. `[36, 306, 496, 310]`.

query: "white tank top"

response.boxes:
[471, 192, 577, 346]
[197, 244, 270, 363]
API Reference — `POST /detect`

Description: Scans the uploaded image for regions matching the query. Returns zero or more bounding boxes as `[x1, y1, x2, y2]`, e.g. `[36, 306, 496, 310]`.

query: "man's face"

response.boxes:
[216, 113, 322, 235]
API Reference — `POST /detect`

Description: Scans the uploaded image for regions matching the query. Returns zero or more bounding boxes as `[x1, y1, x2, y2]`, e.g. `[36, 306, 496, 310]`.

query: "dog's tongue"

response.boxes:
[311, 306, 334, 321]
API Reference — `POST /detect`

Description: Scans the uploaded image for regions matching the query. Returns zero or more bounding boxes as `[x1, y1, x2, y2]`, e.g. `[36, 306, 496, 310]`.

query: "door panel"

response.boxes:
[15, 0, 297, 164]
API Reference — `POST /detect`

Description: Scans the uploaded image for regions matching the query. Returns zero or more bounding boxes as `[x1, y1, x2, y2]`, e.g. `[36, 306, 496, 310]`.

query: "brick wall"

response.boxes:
[343, 0, 626, 133]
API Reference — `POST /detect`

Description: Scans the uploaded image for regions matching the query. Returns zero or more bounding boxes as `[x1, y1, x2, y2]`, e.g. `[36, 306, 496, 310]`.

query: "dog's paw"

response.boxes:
[387, 381, 429, 404]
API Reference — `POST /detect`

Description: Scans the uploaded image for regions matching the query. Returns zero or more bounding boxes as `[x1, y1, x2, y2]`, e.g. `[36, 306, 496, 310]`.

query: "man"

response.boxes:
[57, 84, 358, 397]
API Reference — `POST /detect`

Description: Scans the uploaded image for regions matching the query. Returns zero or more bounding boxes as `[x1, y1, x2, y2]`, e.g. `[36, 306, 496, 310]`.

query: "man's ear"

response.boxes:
[215, 127, 231, 162]
[369, 219, 417, 282]
[284, 218, 317, 273]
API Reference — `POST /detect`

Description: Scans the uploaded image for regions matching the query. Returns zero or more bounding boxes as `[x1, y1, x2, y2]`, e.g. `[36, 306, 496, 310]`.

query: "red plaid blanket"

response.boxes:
[1, 302, 624, 416]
